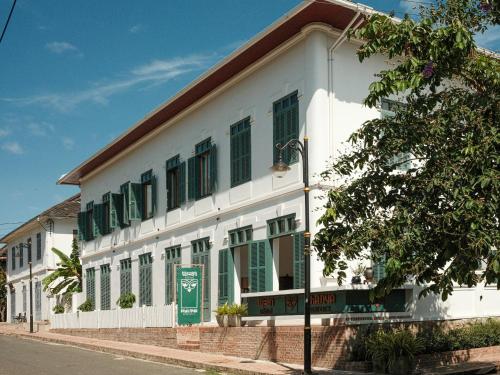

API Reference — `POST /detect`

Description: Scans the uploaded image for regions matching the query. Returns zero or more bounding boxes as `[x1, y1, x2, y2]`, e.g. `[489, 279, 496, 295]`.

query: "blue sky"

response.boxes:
[0, 0, 498, 238]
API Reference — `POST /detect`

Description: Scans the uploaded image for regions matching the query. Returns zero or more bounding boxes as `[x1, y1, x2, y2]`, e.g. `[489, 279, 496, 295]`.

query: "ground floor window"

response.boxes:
[139, 253, 153, 306]
[86, 268, 96, 309]
[120, 258, 132, 296]
[100, 264, 111, 310]
[165, 246, 181, 304]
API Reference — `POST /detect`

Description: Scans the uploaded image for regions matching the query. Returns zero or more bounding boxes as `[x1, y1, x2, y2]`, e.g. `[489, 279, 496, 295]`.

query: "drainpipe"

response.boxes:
[328, 7, 368, 153]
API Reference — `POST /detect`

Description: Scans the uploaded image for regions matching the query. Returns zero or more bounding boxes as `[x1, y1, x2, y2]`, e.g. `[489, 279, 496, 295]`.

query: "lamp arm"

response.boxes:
[275, 138, 305, 157]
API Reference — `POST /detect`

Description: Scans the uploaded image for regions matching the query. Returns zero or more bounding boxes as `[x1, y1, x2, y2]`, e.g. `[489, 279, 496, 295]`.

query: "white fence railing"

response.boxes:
[50, 305, 175, 329]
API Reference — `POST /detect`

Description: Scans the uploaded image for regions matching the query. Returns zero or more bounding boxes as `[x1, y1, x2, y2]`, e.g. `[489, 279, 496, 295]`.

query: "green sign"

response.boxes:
[176, 266, 202, 325]
[243, 289, 407, 317]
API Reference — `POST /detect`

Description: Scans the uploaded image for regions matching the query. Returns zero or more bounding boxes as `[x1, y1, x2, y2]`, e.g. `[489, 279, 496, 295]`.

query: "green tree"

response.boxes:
[42, 239, 82, 296]
[313, 0, 499, 300]
[0, 268, 6, 321]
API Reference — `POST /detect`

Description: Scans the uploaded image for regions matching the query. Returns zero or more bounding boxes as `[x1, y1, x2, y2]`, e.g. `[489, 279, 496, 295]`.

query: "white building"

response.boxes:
[1, 194, 80, 323]
[57, 0, 499, 325]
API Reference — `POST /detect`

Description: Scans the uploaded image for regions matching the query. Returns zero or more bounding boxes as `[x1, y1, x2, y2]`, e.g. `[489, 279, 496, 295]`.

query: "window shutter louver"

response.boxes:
[209, 144, 217, 194]
[179, 161, 186, 205]
[129, 183, 142, 220]
[218, 249, 234, 305]
[92, 204, 103, 238]
[78, 212, 86, 241]
[120, 183, 130, 227]
[249, 240, 272, 292]
[111, 193, 122, 229]
[151, 174, 157, 215]
[187, 156, 196, 200]
[100, 264, 111, 310]
[293, 232, 305, 289]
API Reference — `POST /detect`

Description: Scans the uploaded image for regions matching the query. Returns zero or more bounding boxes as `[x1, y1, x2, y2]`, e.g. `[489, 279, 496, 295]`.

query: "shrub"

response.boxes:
[116, 292, 136, 309]
[215, 303, 248, 316]
[348, 324, 380, 361]
[78, 299, 94, 312]
[52, 304, 65, 314]
[215, 303, 229, 316]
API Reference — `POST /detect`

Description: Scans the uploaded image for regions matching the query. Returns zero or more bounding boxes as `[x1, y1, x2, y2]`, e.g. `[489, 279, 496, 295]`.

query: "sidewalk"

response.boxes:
[0, 324, 353, 375]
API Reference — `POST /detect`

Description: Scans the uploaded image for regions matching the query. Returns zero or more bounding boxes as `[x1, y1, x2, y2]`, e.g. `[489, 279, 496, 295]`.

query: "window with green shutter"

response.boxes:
[293, 232, 305, 289]
[188, 138, 217, 200]
[129, 182, 143, 221]
[140, 170, 157, 220]
[19, 243, 23, 268]
[373, 255, 386, 282]
[11, 247, 15, 270]
[230, 117, 251, 187]
[93, 203, 104, 238]
[165, 246, 181, 304]
[85, 268, 96, 309]
[120, 258, 132, 296]
[139, 253, 153, 306]
[273, 91, 299, 164]
[381, 98, 411, 171]
[100, 264, 111, 310]
[166, 155, 186, 210]
[267, 214, 296, 238]
[36, 233, 42, 260]
[85, 202, 95, 241]
[249, 240, 273, 293]
[218, 248, 234, 305]
[228, 226, 253, 247]
[120, 182, 130, 227]
[191, 238, 211, 321]
[102, 193, 111, 235]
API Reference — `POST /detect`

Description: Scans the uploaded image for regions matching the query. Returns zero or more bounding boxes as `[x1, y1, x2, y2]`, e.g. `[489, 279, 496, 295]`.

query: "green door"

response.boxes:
[191, 239, 210, 322]
[218, 248, 234, 305]
[249, 240, 273, 293]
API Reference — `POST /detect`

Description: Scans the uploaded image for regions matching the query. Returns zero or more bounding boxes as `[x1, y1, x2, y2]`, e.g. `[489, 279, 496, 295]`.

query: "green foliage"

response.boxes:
[52, 304, 65, 314]
[215, 303, 248, 316]
[314, 0, 500, 300]
[42, 239, 82, 296]
[78, 299, 94, 312]
[116, 292, 136, 309]
[0, 268, 7, 321]
[366, 329, 424, 372]
[417, 318, 500, 353]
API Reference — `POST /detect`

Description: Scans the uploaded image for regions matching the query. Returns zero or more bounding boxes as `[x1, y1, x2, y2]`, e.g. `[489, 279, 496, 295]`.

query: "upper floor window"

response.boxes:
[102, 192, 111, 235]
[166, 155, 186, 211]
[19, 243, 23, 267]
[86, 201, 94, 241]
[188, 138, 217, 200]
[26, 238, 32, 263]
[141, 170, 156, 220]
[11, 247, 15, 270]
[120, 182, 130, 227]
[381, 98, 411, 171]
[36, 233, 42, 260]
[273, 91, 299, 165]
[230, 118, 251, 187]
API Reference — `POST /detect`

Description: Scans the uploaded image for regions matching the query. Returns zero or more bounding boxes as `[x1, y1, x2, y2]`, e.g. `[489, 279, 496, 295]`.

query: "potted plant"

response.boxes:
[116, 292, 136, 309]
[351, 263, 366, 284]
[214, 303, 229, 327]
[367, 329, 424, 374]
[227, 303, 248, 327]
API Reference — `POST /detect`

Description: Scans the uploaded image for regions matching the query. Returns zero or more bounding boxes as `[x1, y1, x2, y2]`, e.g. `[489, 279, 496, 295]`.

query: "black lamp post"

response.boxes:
[16, 242, 34, 333]
[272, 137, 311, 374]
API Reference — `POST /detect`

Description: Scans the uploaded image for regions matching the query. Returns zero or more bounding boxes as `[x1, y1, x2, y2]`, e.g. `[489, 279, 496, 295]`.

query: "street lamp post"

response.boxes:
[272, 137, 311, 374]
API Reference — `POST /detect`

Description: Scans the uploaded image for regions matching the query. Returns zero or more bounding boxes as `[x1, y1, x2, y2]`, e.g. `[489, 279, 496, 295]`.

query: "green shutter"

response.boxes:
[139, 253, 153, 306]
[373, 256, 386, 282]
[129, 182, 142, 220]
[78, 212, 86, 241]
[179, 161, 186, 205]
[120, 258, 132, 296]
[187, 156, 196, 200]
[100, 264, 111, 310]
[120, 183, 130, 227]
[111, 193, 122, 229]
[151, 174, 157, 215]
[249, 240, 272, 292]
[230, 118, 251, 187]
[165, 247, 181, 305]
[293, 232, 305, 289]
[191, 239, 210, 322]
[92, 204, 103, 238]
[218, 249, 234, 305]
[86, 268, 96, 309]
[273, 92, 299, 164]
[209, 144, 217, 193]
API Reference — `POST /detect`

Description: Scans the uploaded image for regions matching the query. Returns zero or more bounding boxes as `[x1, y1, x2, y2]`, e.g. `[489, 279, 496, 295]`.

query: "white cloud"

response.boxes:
[2, 141, 24, 155]
[475, 25, 500, 49]
[0, 128, 10, 137]
[27, 122, 54, 136]
[61, 137, 75, 150]
[1, 53, 215, 112]
[129, 24, 142, 34]
[45, 41, 81, 55]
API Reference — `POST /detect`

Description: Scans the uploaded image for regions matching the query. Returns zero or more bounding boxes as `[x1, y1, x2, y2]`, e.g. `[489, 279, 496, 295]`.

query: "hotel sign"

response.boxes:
[176, 266, 202, 325]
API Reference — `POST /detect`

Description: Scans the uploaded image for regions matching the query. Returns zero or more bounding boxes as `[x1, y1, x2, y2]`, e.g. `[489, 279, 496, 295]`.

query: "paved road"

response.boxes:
[0, 335, 207, 375]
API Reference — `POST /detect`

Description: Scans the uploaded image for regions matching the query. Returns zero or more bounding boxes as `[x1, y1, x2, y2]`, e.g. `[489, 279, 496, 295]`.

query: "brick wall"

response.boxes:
[50, 328, 177, 348]
[416, 346, 500, 370]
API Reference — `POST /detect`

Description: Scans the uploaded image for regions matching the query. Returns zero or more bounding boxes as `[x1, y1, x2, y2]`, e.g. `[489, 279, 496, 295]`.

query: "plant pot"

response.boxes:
[364, 267, 374, 282]
[228, 314, 241, 327]
[351, 275, 362, 284]
[389, 356, 412, 375]
[216, 314, 228, 327]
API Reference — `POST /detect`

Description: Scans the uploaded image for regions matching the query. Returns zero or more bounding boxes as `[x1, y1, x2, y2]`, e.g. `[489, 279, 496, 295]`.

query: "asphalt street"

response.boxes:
[0, 335, 208, 375]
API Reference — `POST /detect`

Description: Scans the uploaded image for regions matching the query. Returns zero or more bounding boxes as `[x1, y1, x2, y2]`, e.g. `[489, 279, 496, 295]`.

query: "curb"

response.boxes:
[0, 331, 300, 375]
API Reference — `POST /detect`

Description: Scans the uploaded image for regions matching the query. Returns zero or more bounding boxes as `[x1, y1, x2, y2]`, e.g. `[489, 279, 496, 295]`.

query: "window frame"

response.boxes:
[273, 91, 299, 165]
[141, 170, 154, 220]
[230, 117, 252, 188]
